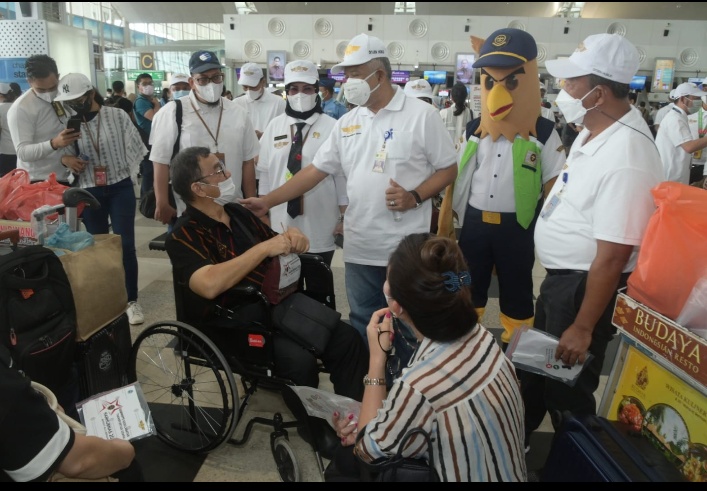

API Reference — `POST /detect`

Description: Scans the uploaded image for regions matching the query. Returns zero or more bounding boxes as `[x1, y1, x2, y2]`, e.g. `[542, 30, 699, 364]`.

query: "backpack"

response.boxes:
[104, 94, 122, 108]
[0, 245, 77, 394]
[138, 99, 182, 219]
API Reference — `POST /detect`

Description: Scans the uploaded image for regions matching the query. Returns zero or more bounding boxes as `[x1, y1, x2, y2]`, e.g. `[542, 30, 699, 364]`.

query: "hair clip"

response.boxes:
[442, 271, 471, 292]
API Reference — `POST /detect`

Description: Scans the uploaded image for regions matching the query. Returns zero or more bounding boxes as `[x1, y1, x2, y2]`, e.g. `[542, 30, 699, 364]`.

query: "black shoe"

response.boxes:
[297, 419, 339, 460]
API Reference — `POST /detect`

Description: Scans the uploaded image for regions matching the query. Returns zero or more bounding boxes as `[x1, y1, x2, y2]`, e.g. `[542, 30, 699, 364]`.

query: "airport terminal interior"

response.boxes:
[1, 1, 706, 483]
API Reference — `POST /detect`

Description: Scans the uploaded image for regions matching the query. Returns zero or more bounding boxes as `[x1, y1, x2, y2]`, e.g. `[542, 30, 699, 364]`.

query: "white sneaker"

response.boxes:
[127, 301, 144, 325]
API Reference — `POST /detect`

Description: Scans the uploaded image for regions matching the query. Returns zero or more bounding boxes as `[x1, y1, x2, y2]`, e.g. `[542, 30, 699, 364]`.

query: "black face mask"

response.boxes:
[66, 94, 92, 116]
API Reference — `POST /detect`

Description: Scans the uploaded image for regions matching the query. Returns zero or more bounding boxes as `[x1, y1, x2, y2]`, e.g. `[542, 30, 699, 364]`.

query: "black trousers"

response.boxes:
[520, 271, 629, 437]
[0, 154, 17, 177]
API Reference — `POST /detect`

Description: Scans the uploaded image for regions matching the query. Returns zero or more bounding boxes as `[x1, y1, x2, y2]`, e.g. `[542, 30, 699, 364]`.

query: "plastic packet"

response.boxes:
[676, 276, 707, 340]
[505, 325, 594, 387]
[76, 381, 155, 442]
[44, 222, 95, 251]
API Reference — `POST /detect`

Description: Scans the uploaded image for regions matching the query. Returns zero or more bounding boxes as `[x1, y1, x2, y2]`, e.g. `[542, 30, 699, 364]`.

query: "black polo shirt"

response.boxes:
[165, 202, 278, 326]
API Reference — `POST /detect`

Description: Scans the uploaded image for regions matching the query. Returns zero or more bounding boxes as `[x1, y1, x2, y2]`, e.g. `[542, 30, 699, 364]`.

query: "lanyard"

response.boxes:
[190, 99, 224, 148]
[83, 110, 102, 161]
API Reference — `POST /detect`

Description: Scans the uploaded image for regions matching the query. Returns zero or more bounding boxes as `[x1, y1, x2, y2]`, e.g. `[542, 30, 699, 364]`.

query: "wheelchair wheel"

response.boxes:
[128, 321, 239, 454]
[272, 436, 300, 482]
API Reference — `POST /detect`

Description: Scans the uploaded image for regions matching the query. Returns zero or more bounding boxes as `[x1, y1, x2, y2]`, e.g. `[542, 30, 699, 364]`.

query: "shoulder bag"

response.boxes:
[360, 427, 440, 482]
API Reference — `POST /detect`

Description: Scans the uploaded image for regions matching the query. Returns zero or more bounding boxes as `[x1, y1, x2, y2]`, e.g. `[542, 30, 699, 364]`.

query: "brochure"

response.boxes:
[76, 382, 155, 441]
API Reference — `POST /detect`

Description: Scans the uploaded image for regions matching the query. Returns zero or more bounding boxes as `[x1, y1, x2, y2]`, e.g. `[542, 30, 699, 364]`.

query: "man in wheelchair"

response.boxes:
[165, 146, 368, 401]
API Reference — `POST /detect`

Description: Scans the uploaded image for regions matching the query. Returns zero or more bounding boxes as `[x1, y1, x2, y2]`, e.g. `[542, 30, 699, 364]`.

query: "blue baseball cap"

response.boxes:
[189, 50, 223, 74]
[319, 78, 336, 89]
[472, 28, 537, 68]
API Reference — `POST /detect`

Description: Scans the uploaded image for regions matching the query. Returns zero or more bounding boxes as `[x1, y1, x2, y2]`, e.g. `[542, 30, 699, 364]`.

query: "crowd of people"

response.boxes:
[1, 25, 705, 482]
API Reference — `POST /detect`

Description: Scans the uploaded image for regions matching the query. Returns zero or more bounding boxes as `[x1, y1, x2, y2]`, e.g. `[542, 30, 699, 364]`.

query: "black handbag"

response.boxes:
[362, 427, 440, 482]
[271, 292, 340, 356]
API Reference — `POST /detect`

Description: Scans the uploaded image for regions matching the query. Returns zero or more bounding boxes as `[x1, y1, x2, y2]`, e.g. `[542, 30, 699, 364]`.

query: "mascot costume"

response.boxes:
[439, 28, 566, 347]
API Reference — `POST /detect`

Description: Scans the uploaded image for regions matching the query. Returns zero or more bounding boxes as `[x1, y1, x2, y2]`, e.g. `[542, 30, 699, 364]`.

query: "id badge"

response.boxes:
[694, 149, 702, 160]
[481, 211, 501, 224]
[540, 194, 561, 220]
[372, 150, 387, 173]
[94, 165, 107, 186]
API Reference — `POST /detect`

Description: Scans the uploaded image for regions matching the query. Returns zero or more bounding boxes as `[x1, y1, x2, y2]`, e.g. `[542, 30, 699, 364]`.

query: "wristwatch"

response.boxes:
[410, 190, 423, 209]
[363, 374, 386, 386]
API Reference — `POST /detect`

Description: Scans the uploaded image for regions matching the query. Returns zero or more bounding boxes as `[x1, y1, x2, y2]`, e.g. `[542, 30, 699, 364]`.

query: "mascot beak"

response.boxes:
[487, 84, 513, 121]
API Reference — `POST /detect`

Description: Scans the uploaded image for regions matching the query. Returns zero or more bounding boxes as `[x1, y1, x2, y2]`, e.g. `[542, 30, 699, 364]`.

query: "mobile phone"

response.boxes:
[66, 118, 82, 133]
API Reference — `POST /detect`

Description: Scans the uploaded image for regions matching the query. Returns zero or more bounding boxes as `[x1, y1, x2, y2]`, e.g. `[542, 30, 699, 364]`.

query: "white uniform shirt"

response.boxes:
[469, 129, 565, 212]
[439, 106, 473, 152]
[258, 112, 347, 253]
[653, 103, 674, 127]
[149, 92, 260, 214]
[541, 106, 555, 122]
[233, 91, 286, 134]
[686, 105, 706, 167]
[313, 86, 457, 266]
[0, 102, 16, 155]
[8, 90, 71, 181]
[655, 106, 693, 183]
[535, 106, 662, 272]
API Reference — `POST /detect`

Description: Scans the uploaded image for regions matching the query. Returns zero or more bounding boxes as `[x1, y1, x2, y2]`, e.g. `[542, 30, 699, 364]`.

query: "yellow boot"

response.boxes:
[500, 313, 534, 345]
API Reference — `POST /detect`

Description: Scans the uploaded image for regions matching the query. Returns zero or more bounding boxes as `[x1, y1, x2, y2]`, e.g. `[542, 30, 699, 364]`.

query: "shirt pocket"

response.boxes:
[386, 130, 412, 162]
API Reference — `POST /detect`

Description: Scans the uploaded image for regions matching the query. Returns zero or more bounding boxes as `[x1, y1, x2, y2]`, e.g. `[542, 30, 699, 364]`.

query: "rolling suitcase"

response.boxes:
[542, 411, 685, 482]
[76, 311, 132, 399]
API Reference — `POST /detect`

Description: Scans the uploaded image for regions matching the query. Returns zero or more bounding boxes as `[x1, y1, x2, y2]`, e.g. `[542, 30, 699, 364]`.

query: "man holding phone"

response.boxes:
[8, 55, 80, 184]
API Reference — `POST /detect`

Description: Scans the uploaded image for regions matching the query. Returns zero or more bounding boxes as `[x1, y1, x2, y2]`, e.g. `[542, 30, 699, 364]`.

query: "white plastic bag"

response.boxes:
[676, 276, 707, 340]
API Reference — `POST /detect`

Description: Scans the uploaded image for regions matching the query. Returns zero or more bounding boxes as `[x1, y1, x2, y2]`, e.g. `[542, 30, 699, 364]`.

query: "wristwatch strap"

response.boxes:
[410, 190, 423, 208]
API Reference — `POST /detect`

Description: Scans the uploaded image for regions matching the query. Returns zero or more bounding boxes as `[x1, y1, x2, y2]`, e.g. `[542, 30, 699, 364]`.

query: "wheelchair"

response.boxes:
[128, 250, 338, 482]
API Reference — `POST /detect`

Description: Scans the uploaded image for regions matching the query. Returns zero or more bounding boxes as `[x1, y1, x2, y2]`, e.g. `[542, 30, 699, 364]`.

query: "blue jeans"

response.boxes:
[344, 262, 419, 380]
[81, 178, 138, 302]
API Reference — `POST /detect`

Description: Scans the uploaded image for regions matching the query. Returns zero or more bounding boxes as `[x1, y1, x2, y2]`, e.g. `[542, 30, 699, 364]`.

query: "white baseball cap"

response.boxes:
[331, 33, 387, 75]
[54, 73, 93, 101]
[669, 89, 677, 100]
[673, 82, 703, 99]
[404, 79, 433, 99]
[0, 83, 10, 95]
[284, 60, 319, 86]
[238, 62, 263, 87]
[546, 33, 639, 84]
[170, 73, 189, 87]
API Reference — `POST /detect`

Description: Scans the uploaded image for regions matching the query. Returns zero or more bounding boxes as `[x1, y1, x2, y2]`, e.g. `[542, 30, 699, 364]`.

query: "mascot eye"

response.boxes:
[484, 77, 495, 91]
[504, 76, 519, 91]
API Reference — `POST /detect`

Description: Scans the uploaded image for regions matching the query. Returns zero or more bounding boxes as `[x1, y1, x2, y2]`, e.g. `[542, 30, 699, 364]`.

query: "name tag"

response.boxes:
[482, 211, 501, 224]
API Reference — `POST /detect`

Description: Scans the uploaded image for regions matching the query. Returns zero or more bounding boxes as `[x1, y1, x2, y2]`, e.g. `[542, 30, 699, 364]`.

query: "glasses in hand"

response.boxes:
[193, 73, 225, 86]
[377, 327, 401, 377]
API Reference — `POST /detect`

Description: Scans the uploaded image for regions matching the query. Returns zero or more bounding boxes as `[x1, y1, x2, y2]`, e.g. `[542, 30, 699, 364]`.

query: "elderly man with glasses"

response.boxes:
[149, 50, 260, 225]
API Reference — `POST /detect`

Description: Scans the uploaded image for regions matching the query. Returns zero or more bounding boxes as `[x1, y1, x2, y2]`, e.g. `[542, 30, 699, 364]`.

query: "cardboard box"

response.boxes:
[613, 288, 707, 389]
[0, 219, 37, 246]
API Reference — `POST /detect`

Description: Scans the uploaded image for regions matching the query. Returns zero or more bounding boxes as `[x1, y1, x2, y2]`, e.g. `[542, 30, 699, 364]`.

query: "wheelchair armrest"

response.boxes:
[229, 283, 271, 306]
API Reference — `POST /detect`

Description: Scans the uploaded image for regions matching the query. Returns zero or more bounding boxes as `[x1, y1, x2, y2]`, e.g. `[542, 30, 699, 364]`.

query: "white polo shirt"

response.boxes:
[149, 92, 260, 213]
[686, 105, 706, 167]
[655, 105, 693, 183]
[653, 103, 674, 127]
[313, 86, 457, 266]
[233, 91, 286, 134]
[258, 112, 346, 253]
[8, 89, 71, 181]
[535, 106, 662, 272]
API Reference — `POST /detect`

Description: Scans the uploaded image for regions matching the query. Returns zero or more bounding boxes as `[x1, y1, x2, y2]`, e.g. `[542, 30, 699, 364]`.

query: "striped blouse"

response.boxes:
[66, 106, 146, 188]
[357, 324, 527, 482]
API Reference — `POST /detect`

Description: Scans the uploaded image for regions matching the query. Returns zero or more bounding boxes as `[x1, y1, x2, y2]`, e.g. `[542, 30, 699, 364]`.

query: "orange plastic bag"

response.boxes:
[627, 182, 707, 321]
[0, 169, 30, 214]
[0, 173, 69, 221]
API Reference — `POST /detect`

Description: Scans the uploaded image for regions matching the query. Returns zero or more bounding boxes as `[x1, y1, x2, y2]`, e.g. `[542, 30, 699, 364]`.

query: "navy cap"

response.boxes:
[319, 78, 336, 89]
[472, 28, 537, 68]
[189, 50, 223, 74]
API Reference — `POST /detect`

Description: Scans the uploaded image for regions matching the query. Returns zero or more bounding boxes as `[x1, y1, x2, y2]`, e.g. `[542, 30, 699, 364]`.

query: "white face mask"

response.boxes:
[246, 88, 263, 102]
[202, 176, 237, 206]
[554, 87, 598, 125]
[687, 98, 702, 115]
[344, 70, 380, 107]
[197, 83, 223, 103]
[288, 93, 317, 113]
[140, 85, 155, 97]
[34, 89, 57, 103]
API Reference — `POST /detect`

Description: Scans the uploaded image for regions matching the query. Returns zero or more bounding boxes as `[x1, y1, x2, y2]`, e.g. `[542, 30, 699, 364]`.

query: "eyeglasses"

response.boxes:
[193, 161, 226, 183]
[193, 73, 224, 86]
[377, 327, 402, 376]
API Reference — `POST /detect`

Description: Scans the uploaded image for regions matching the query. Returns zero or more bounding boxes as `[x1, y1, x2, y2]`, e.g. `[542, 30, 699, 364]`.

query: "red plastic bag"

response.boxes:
[627, 182, 707, 321]
[0, 169, 30, 215]
[0, 173, 69, 221]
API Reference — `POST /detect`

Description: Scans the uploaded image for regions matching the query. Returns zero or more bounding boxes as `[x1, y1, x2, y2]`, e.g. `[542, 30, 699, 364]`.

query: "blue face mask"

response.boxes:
[172, 90, 190, 100]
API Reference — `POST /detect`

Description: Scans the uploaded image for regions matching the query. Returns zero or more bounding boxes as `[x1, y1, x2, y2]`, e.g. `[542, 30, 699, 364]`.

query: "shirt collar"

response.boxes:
[286, 113, 319, 126]
[574, 105, 647, 157]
